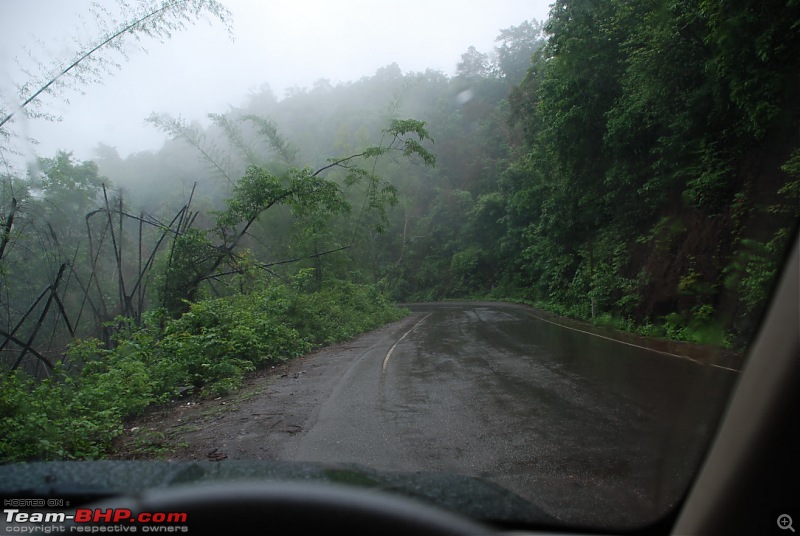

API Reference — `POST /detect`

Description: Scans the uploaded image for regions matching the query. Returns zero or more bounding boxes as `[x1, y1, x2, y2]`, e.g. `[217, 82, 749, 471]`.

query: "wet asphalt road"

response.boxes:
[278, 302, 738, 528]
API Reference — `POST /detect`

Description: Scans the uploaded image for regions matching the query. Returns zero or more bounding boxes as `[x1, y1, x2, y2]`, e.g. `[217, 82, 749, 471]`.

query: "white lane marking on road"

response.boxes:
[382, 313, 432, 373]
[526, 311, 740, 372]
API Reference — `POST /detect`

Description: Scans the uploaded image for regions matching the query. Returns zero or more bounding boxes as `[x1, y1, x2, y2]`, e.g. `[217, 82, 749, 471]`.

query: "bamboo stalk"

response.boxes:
[10, 263, 66, 371]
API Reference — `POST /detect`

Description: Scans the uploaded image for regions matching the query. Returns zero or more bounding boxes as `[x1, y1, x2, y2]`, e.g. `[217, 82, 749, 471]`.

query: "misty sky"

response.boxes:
[0, 0, 552, 164]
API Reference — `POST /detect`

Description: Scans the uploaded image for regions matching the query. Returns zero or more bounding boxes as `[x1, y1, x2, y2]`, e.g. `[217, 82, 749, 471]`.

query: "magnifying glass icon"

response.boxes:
[778, 514, 795, 532]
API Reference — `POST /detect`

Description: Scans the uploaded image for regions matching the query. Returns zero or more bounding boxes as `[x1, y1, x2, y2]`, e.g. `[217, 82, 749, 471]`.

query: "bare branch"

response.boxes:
[0, 197, 16, 261]
[1, 0, 232, 131]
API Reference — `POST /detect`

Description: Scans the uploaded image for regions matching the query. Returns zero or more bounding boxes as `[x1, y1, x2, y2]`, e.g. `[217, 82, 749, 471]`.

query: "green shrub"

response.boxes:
[0, 364, 121, 461]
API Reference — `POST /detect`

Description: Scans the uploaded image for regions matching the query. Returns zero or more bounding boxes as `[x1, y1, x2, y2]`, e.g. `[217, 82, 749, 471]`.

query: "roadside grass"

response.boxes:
[480, 289, 736, 350]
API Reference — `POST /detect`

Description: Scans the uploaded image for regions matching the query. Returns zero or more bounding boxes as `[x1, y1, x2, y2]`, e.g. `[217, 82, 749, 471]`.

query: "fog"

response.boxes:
[0, 0, 551, 163]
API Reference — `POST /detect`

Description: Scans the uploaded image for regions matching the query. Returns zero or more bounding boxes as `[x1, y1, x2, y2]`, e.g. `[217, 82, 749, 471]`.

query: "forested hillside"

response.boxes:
[97, 0, 796, 347]
[1, 0, 798, 460]
[496, 0, 800, 347]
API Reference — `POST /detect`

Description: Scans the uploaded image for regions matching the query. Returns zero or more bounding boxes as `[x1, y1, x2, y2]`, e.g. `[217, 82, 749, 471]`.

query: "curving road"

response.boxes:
[275, 302, 738, 528]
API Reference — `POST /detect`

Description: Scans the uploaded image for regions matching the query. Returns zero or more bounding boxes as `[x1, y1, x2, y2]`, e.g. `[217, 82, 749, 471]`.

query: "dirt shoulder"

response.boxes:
[110, 314, 420, 461]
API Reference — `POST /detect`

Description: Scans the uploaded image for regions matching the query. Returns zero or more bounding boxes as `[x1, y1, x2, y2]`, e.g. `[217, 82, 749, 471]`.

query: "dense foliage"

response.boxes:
[0, 279, 405, 461]
[493, 0, 799, 345]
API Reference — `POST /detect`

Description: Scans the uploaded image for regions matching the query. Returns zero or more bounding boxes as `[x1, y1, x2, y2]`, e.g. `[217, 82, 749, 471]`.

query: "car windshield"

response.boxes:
[1, 0, 798, 533]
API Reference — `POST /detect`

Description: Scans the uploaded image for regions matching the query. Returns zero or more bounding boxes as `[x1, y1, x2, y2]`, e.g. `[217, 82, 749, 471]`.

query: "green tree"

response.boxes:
[157, 119, 434, 317]
[494, 20, 547, 85]
[31, 152, 107, 244]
